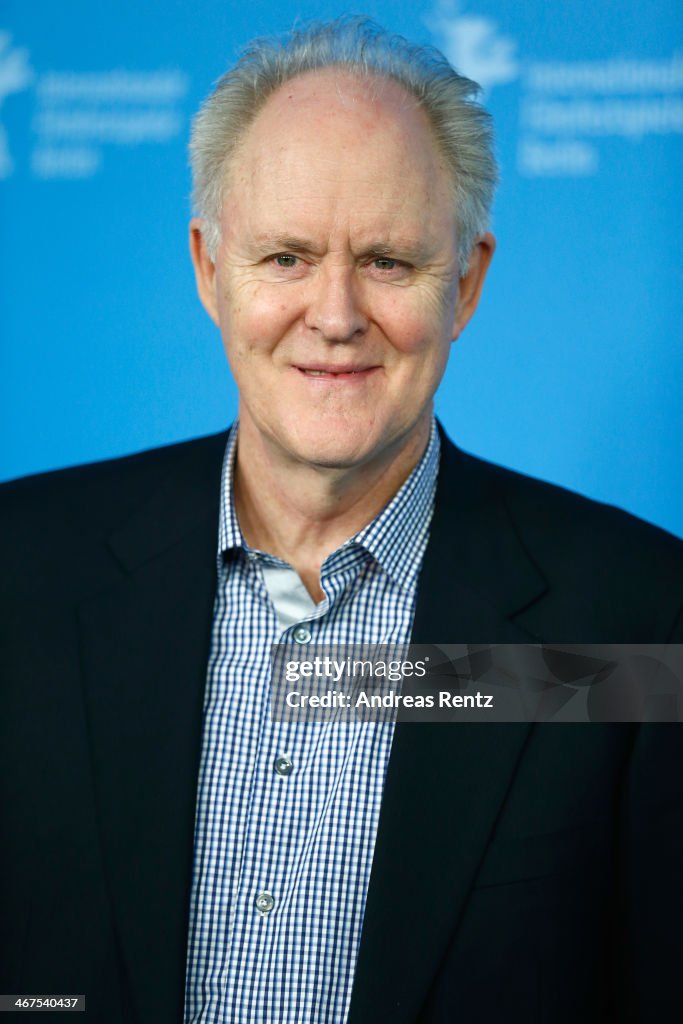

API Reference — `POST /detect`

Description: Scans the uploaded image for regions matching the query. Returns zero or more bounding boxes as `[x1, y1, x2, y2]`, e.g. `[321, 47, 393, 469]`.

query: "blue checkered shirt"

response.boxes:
[184, 421, 440, 1024]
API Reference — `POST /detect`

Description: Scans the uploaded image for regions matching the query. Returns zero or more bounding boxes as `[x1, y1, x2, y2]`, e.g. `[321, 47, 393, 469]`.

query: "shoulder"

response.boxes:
[439, 432, 682, 553]
[436, 433, 683, 639]
[1, 431, 228, 519]
[0, 431, 229, 592]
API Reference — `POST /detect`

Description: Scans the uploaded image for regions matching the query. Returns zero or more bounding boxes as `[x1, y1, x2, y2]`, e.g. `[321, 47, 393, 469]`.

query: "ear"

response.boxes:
[451, 232, 495, 340]
[189, 218, 220, 326]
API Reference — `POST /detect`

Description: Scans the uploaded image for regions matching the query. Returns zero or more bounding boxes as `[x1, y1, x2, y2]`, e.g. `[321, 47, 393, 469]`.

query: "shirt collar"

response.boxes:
[348, 417, 440, 591]
[217, 423, 244, 559]
[217, 418, 440, 591]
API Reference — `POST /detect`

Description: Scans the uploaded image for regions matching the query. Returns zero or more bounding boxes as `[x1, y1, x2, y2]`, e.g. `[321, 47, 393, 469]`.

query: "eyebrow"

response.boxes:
[252, 235, 431, 262]
[251, 235, 323, 256]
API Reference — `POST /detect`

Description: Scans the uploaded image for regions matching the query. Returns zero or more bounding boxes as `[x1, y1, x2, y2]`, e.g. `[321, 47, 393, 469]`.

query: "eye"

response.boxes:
[368, 256, 412, 281]
[272, 253, 299, 268]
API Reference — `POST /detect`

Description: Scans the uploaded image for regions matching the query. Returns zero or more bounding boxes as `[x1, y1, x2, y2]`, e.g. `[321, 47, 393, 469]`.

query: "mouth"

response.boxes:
[295, 365, 380, 381]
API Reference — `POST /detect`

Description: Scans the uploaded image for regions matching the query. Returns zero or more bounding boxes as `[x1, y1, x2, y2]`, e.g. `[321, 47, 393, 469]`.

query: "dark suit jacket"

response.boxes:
[1, 429, 682, 1023]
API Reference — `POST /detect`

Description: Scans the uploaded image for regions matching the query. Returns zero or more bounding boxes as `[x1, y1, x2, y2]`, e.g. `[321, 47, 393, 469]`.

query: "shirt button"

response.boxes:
[273, 755, 293, 777]
[293, 625, 311, 643]
[255, 891, 275, 916]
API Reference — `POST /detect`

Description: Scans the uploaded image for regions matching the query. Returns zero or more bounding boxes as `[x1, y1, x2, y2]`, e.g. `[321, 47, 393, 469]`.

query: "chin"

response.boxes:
[287, 429, 373, 470]
[294, 445, 369, 471]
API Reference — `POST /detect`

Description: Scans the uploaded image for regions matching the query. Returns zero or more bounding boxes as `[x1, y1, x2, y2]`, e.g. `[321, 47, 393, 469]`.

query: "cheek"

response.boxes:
[236, 290, 300, 351]
[382, 307, 450, 358]
[379, 282, 456, 351]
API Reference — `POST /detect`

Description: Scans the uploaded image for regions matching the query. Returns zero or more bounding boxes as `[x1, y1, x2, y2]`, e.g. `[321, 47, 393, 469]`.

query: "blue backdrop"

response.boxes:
[2, 0, 681, 537]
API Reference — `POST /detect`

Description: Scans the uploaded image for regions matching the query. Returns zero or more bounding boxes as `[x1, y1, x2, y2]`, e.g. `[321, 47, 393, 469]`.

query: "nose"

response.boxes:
[304, 264, 368, 342]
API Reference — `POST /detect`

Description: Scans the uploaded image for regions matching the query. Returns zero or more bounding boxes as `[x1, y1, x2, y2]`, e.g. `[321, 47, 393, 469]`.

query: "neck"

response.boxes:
[233, 416, 431, 601]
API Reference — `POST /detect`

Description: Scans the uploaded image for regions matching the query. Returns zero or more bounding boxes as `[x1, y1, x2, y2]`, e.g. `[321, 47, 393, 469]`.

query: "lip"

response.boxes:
[294, 364, 380, 381]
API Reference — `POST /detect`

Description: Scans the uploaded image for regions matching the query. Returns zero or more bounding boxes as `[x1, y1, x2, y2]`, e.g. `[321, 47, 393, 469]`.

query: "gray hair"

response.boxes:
[190, 15, 498, 276]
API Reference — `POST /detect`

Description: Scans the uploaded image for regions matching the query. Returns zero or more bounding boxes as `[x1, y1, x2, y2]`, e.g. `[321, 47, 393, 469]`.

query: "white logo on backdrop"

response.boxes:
[428, 2, 518, 96]
[0, 32, 34, 178]
[428, 2, 683, 178]
[0, 30, 189, 180]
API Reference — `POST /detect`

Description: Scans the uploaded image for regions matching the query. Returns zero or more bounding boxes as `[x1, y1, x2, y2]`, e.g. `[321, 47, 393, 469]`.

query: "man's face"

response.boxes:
[192, 69, 493, 472]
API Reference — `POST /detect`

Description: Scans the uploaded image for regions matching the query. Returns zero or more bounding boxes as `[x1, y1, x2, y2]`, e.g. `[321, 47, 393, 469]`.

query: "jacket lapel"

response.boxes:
[348, 436, 548, 1023]
[77, 435, 226, 1023]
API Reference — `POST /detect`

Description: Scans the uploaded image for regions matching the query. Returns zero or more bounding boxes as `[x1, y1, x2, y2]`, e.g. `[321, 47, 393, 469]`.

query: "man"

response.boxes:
[1, 17, 682, 1024]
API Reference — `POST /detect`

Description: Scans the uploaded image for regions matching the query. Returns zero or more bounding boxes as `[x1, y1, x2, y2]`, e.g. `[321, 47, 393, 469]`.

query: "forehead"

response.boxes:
[220, 69, 455, 248]
[252, 67, 424, 134]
